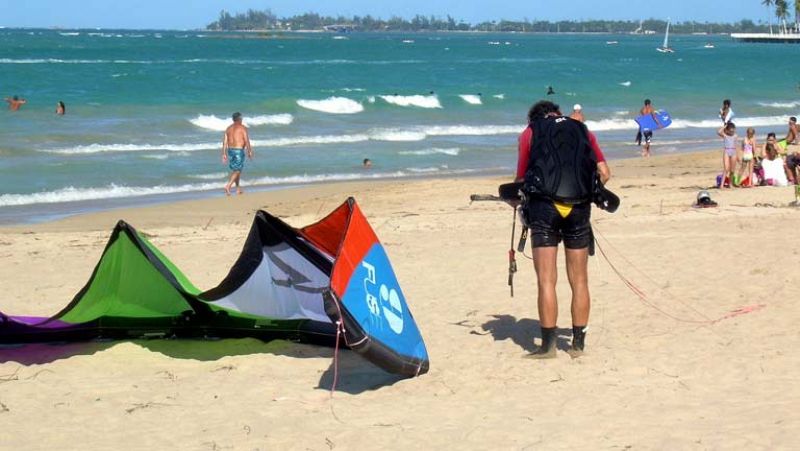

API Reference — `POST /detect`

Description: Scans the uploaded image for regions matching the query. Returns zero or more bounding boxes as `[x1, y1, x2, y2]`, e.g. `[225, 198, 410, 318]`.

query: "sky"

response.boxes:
[0, 0, 773, 29]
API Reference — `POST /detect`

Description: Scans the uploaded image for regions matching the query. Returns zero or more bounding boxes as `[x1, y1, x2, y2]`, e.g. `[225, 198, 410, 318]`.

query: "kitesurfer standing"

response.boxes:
[515, 100, 611, 358]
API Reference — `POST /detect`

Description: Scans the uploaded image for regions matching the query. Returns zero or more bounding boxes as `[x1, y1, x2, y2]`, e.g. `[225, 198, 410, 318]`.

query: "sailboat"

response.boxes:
[656, 19, 675, 53]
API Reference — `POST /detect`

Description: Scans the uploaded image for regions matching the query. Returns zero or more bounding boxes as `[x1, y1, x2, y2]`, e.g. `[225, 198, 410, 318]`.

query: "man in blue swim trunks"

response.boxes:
[636, 99, 655, 157]
[222, 112, 254, 195]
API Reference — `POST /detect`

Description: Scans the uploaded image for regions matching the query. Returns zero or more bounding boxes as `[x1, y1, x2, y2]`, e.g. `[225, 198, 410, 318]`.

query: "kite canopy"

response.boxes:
[0, 198, 429, 378]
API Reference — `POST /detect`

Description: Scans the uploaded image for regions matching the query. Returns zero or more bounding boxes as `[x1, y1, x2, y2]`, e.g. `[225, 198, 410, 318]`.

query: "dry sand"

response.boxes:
[1, 150, 799, 450]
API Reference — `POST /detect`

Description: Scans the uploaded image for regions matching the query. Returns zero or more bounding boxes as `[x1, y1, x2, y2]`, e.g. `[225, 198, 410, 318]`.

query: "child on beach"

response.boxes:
[717, 122, 737, 188]
[738, 127, 756, 187]
[719, 99, 734, 125]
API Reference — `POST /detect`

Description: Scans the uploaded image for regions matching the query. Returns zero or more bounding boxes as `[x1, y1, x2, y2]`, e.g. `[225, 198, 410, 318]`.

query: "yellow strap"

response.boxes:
[554, 202, 573, 218]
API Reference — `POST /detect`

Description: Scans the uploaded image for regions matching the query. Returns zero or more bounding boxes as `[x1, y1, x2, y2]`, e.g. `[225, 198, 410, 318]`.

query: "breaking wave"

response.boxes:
[379, 95, 442, 109]
[188, 172, 228, 180]
[585, 115, 790, 131]
[758, 101, 800, 109]
[0, 170, 491, 206]
[399, 147, 461, 156]
[40, 142, 218, 155]
[296, 97, 363, 114]
[189, 114, 294, 131]
[460, 94, 483, 105]
[39, 124, 523, 156]
[0, 183, 219, 207]
[670, 115, 790, 129]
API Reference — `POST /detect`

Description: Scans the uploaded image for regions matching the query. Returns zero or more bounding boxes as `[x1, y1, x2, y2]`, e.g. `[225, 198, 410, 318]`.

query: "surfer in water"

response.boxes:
[221, 112, 254, 196]
[546, 86, 555, 96]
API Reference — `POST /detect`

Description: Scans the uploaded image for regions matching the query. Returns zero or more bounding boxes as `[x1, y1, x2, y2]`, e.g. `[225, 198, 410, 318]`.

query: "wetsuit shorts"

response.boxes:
[642, 130, 653, 144]
[227, 148, 245, 172]
[525, 198, 593, 249]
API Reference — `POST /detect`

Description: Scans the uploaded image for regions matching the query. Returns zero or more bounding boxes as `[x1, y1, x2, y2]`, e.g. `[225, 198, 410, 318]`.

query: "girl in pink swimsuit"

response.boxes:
[738, 127, 756, 187]
[717, 122, 738, 188]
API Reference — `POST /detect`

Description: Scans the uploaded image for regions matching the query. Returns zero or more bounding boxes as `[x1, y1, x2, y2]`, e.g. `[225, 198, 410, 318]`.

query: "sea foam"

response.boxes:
[252, 134, 370, 147]
[297, 97, 364, 114]
[370, 129, 428, 142]
[379, 95, 442, 109]
[0, 183, 219, 207]
[460, 95, 483, 105]
[41, 142, 217, 155]
[398, 148, 461, 156]
[0, 169, 489, 207]
[190, 114, 293, 131]
[758, 101, 800, 109]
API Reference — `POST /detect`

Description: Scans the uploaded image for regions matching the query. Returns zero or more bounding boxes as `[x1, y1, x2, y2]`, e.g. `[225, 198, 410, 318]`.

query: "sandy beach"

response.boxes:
[1, 149, 799, 449]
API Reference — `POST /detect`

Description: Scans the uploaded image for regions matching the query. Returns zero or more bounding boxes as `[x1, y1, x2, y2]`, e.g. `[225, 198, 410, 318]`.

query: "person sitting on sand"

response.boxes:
[221, 112, 254, 196]
[761, 132, 778, 160]
[761, 143, 789, 186]
[717, 122, 738, 188]
[5, 95, 26, 111]
[56, 101, 65, 115]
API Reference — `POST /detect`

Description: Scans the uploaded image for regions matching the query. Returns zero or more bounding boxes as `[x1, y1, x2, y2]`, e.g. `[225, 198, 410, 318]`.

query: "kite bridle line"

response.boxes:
[592, 223, 764, 326]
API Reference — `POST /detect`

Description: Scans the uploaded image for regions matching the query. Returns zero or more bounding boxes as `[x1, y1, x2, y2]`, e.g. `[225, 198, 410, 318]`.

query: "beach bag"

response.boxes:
[523, 116, 597, 204]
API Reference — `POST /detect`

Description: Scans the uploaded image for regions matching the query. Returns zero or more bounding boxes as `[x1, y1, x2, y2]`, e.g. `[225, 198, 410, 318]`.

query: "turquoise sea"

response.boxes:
[1, 29, 799, 223]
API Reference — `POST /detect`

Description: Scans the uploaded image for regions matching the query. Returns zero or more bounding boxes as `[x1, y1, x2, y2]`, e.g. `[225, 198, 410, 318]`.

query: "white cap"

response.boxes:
[573, 104, 582, 111]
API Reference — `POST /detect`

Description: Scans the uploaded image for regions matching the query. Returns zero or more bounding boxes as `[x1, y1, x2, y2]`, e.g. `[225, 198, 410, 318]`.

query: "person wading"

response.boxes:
[221, 112, 254, 196]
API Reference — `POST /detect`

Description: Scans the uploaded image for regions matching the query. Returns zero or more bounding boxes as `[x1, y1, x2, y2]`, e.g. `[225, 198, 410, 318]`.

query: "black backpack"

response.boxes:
[523, 115, 597, 205]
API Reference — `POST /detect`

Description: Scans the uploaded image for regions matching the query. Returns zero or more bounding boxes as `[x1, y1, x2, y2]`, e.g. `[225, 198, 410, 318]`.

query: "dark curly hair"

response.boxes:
[527, 100, 561, 123]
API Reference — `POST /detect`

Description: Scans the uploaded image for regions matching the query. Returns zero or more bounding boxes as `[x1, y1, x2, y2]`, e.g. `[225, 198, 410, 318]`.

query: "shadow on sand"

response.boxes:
[0, 338, 323, 365]
[480, 314, 572, 353]
[0, 338, 403, 394]
[316, 349, 405, 394]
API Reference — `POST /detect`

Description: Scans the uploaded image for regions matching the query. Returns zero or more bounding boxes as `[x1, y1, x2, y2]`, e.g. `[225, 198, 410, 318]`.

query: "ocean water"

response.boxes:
[1, 29, 799, 223]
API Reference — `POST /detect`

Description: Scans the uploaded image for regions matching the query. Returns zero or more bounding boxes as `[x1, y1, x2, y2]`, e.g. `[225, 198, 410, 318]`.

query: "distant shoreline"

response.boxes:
[2, 27, 735, 37]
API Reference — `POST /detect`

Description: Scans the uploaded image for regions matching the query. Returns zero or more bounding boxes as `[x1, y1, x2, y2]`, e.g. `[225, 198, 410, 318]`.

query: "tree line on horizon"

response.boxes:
[206, 9, 786, 34]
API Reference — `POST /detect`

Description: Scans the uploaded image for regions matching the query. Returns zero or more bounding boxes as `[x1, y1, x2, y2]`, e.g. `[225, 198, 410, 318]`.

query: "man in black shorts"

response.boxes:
[515, 100, 611, 358]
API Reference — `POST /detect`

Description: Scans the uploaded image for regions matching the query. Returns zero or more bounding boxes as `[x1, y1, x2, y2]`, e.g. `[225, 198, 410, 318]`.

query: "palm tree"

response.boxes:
[763, 0, 775, 34]
[794, 0, 800, 32]
[776, 0, 789, 34]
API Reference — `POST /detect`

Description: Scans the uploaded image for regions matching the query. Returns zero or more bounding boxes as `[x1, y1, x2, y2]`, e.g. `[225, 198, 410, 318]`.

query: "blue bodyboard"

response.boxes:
[635, 110, 672, 131]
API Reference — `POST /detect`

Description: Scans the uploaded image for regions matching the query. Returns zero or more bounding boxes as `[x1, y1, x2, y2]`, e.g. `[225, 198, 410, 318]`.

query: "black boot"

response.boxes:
[569, 325, 587, 358]
[527, 327, 557, 359]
